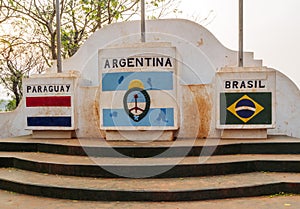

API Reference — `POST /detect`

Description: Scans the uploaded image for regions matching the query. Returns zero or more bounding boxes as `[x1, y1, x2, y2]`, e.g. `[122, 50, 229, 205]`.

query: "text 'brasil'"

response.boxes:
[224, 80, 266, 89]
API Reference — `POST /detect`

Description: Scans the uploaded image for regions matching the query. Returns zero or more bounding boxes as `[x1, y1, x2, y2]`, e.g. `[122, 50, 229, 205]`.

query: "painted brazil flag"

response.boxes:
[220, 92, 272, 125]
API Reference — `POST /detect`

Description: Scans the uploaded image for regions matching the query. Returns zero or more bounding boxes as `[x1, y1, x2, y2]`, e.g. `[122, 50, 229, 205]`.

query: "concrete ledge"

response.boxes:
[32, 130, 74, 139]
[1, 136, 300, 157]
[105, 130, 174, 141]
[221, 129, 267, 139]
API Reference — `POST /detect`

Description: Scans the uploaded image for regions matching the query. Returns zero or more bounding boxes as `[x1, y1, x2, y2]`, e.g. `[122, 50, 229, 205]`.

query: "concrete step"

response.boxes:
[1, 188, 300, 209]
[0, 168, 299, 201]
[1, 136, 300, 157]
[1, 152, 300, 178]
[1, 135, 300, 201]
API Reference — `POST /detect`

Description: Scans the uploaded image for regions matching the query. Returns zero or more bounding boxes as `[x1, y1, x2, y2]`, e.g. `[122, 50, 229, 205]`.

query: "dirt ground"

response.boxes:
[1, 190, 300, 209]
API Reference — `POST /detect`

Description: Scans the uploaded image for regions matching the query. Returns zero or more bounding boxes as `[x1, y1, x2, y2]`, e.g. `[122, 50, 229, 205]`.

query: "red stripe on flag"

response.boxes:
[26, 96, 71, 107]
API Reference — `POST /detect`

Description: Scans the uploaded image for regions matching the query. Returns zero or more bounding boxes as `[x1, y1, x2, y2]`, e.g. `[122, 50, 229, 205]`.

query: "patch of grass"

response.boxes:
[269, 192, 296, 198]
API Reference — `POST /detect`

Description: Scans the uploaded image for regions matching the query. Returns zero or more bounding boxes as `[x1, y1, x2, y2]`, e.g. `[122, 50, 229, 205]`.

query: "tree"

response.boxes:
[0, 0, 15, 24]
[145, 0, 182, 19]
[61, 0, 141, 57]
[2, 0, 135, 59]
[2, 0, 180, 59]
[0, 36, 45, 106]
[1, 0, 60, 61]
[61, 0, 181, 57]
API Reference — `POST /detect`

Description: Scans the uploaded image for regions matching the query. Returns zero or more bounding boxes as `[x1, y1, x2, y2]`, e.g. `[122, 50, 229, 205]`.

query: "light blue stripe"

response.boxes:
[103, 108, 174, 127]
[102, 71, 173, 91]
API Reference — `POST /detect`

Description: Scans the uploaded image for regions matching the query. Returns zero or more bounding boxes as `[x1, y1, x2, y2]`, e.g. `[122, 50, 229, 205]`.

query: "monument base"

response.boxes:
[105, 130, 174, 141]
[221, 129, 267, 139]
[32, 130, 74, 139]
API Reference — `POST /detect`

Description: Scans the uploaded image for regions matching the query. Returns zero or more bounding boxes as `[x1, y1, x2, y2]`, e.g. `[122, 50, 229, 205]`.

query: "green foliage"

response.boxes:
[269, 192, 296, 198]
[5, 99, 16, 111]
[0, 98, 17, 111]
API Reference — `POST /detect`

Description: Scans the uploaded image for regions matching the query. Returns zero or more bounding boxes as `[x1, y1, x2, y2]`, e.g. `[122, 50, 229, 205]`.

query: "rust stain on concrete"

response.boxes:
[94, 91, 106, 139]
[197, 38, 204, 47]
[188, 84, 212, 138]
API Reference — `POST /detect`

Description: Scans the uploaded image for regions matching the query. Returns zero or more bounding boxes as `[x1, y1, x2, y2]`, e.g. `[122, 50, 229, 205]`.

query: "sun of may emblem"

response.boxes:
[123, 79, 151, 122]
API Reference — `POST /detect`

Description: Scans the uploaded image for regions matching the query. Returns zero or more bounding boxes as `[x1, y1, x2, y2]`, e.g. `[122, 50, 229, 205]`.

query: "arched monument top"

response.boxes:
[57, 19, 261, 86]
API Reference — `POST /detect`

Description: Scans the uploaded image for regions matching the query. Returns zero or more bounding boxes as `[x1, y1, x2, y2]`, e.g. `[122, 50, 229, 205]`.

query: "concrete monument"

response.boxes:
[0, 19, 299, 140]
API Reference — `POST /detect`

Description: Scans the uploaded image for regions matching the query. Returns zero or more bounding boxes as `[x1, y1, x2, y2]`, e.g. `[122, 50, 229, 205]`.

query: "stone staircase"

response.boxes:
[0, 136, 300, 201]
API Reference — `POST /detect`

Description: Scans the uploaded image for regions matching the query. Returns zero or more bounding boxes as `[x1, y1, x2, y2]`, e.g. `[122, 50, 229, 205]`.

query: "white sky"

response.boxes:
[176, 0, 300, 87]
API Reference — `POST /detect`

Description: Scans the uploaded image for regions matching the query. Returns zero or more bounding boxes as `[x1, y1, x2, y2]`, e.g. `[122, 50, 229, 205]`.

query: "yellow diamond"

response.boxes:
[227, 94, 264, 123]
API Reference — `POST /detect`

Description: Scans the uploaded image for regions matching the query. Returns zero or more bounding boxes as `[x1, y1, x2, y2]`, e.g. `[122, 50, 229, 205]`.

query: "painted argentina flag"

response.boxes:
[99, 46, 178, 130]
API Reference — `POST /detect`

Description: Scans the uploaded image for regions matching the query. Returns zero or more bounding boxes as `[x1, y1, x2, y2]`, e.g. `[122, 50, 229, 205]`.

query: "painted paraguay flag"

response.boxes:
[26, 95, 72, 128]
[24, 82, 74, 130]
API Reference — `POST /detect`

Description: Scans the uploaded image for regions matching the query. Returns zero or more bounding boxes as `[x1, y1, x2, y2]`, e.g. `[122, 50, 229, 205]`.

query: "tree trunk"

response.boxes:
[51, 33, 57, 60]
[12, 81, 20, 107]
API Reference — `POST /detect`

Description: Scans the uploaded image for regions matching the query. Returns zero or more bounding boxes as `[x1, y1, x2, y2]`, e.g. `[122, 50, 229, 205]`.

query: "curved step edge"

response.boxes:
[2, 157, 300, 178]
[0, 178, 298, 201]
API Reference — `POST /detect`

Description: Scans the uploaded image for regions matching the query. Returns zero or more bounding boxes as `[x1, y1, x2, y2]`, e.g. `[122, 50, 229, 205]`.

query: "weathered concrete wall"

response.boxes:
[268, 71, 300, 137]
[75, 86, 105, 139]
[0, 100, 30, 138]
